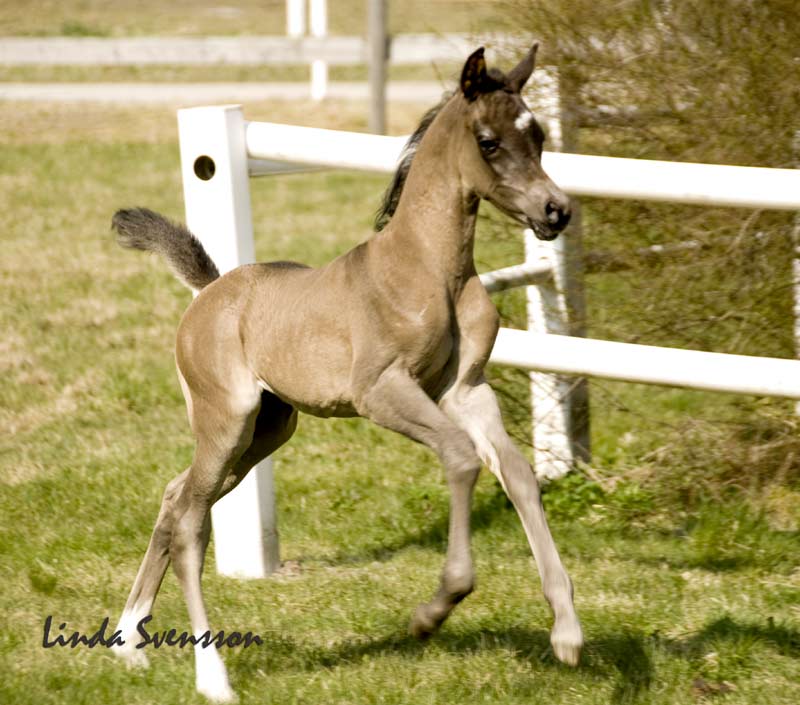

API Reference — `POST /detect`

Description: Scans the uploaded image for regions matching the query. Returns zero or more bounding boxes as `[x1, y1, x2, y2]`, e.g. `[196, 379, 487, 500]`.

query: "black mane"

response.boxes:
[373, 92, 454, 232]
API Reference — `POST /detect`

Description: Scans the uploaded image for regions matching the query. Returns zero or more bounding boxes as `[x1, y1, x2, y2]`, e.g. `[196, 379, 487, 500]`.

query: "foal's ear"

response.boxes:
[460, 47, 488, 102]
[507, 42, 539, 93]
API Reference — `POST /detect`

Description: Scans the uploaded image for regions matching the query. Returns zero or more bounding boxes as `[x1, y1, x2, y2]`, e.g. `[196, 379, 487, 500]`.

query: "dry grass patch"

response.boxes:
[0, 99, 429, 147]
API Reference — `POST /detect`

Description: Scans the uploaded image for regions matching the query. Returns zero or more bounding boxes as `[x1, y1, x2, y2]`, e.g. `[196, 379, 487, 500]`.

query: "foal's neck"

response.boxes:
[382, 98, 479, 290]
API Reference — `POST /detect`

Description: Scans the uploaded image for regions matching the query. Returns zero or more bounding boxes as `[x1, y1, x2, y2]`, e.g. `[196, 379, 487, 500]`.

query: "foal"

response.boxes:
[111, 43, 581, 702]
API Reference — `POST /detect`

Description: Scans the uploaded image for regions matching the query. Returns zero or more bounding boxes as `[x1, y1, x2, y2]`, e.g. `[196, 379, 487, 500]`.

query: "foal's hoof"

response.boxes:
[197, 675, 238, 704]
[409, 604, 440, 640]
[550, 618, 583, 667]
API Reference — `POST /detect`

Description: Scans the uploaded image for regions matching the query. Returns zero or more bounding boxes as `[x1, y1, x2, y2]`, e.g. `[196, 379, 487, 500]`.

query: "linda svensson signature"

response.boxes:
[42, 615, 263, 649]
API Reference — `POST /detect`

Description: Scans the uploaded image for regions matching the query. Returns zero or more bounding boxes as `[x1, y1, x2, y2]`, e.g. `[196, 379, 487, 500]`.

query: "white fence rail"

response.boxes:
[492, 330, 800, 399]
[178, 104, 800, 578]
[245, 123, 800, 210]
[0, 33, 475, 66]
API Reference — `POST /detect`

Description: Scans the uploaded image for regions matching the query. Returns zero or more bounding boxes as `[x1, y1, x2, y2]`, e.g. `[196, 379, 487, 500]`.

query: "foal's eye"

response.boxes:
[478, 137, 500, 156]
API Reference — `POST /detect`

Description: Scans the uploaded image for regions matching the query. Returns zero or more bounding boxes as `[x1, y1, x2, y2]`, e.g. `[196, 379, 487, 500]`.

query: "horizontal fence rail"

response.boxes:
[479, 260, 553, 293]
[245, 122, 800, 211]
[0, 34, 476, 66]
[247, 122, 407, 172]
[546, 152, 800, 211]
[492, 329, 800, 400]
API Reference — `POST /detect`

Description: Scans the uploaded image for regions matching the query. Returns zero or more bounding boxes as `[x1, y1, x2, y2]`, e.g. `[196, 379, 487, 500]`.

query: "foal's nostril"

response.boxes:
[545, 201, 570, 231]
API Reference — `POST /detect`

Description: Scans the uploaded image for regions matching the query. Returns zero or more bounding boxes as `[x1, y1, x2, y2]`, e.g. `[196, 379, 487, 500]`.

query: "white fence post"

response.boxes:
[309, 0, 328, 101]
[177, 105, 280, 578]
[286, 0, 306, 38]
[557, 68, 592, 467]
[523, 68, 577, 480]
[794, 130, 800, 415]
[525, 232, 574, 479]
[286, 0, 327, 100]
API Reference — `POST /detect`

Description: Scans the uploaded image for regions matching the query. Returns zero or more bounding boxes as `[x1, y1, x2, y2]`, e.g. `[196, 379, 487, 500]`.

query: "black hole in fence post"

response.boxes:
[194, 155, 216, 181]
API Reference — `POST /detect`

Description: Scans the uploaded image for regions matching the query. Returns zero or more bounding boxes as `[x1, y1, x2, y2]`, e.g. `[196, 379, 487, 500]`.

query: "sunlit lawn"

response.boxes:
[0, 98, 798, 704]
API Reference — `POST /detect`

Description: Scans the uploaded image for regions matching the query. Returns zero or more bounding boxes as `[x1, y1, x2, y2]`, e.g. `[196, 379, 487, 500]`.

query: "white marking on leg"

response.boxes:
[462, 417, 505, 484]
[194, 642, 237, 703]
[113, 601, 151, 668]
[515, 110, 534, 132]
[441, 382, 583, 664]
[442, 386, 507, 491]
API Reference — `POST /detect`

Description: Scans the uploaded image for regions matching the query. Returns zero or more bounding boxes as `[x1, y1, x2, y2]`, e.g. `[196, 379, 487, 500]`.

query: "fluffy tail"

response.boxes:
[112, 208, 220, 292]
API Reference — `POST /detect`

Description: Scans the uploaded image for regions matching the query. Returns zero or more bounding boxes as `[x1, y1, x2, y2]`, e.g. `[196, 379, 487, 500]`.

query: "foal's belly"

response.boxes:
[250, 322, 361, 418]
[258, 327, 454, 419]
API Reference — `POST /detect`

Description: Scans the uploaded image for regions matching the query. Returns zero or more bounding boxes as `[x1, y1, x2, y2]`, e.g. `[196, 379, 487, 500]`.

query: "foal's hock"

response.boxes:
[111, 43, 579, 703]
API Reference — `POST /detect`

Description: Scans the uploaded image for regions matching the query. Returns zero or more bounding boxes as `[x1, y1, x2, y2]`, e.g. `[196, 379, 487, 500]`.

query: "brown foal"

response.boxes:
[111, 43, 580, 702]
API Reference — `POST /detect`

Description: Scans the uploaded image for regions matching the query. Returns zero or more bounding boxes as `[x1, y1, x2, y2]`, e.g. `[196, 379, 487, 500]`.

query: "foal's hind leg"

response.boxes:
[357, 368, 482, 638]
[115, 385, 296, 703]
[114, 468, 189, 668]
[440, 380, 583, 665]
[172, 390, 297, 704]
[162, 392, 256, 703]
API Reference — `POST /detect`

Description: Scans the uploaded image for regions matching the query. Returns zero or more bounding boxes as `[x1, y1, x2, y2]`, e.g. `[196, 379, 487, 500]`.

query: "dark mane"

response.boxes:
[373, 92, 454, 232]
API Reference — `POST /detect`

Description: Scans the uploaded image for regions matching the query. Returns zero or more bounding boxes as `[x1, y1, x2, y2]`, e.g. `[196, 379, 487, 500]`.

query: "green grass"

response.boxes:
[1, 99, 799, 705]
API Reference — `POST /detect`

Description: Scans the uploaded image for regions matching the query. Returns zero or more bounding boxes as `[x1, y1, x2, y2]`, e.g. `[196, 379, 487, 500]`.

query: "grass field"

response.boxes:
[1, 86, 799, 705]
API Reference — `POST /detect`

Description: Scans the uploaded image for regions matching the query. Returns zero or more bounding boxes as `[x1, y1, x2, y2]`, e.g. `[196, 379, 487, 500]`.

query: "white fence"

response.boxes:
[0, 33, 474, 66]
[177, 104, 800, 578]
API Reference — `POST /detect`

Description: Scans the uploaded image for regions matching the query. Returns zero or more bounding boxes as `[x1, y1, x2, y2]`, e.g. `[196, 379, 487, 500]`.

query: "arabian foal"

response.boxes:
[111, 43, 581, 702]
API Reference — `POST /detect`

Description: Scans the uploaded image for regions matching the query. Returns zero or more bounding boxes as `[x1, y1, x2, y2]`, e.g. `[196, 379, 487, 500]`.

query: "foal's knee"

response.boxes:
[168, 506, 208, 564]
[439, 431, 481, 482]
[163, 470, 188, 504]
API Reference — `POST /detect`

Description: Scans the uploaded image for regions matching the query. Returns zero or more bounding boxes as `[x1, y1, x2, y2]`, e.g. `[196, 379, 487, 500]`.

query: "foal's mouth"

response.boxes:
[526, 218, 561, 241]
[485, 194, 566, 242]
[487, 198, 563, 242]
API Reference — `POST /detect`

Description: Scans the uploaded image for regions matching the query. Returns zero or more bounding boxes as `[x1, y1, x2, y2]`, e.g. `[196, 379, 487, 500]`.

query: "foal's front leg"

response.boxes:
[357, 367, 482, 637]
[440, 380, 583, 665]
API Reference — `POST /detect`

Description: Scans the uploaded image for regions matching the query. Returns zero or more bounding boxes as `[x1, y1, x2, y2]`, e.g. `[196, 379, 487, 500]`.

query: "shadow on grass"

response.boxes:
[229, 626, 551, 677]
[588, 632, 654, 703]
[227, 614, 800, 701]
[630, 528, 800, 574]
[316, 486, 514, 566]
[633, 552, 755, 573]
[660, 614, 800, 660]
[228, 624, 656, 703]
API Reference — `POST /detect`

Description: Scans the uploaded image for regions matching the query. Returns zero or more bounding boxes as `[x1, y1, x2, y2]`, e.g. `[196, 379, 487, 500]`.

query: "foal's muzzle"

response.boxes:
[529, 196, 571, 241]
[546, 200, 571, 232]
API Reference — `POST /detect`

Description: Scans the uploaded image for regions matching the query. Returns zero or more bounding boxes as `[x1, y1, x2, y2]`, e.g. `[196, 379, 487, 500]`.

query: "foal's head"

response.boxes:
[458, 44, 570, 241]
